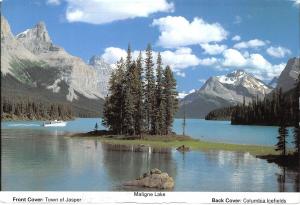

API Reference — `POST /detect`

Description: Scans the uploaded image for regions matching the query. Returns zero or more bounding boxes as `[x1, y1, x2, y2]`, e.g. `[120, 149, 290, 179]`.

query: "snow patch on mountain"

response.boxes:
[179, 69, 273, 118]
[46, 79, 61, 93]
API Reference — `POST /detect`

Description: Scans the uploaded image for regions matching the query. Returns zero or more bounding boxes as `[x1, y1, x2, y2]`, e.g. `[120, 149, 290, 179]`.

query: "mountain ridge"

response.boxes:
[275, 57, 299, 92]
[177, 69, 273, 118]
[1, 15, 113, 118]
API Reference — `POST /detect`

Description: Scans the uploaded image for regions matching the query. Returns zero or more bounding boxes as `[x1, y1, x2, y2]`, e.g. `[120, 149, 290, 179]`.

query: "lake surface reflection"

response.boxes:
[1, 129, 299, 191]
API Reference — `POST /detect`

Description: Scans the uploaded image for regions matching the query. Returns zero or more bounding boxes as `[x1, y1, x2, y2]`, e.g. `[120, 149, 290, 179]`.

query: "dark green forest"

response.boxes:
[102, 44, 178, 136]
[206, 87, 299, 127]
[1, 95, 73, 120]
[205, 106, 236, 121]
[231, 88, 298, 126]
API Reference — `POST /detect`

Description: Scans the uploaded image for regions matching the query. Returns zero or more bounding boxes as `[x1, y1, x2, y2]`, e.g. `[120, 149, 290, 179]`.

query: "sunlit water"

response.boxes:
[1, 118, 298, 191]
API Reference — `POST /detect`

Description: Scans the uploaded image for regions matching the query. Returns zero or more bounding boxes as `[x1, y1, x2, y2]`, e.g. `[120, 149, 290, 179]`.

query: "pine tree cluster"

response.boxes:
[102, 44, 178, 136]
[231, 89, 296, 126]
[1, 95, 73, 120]
[205, 106, 236, 121]
[232, 74, 300, 156]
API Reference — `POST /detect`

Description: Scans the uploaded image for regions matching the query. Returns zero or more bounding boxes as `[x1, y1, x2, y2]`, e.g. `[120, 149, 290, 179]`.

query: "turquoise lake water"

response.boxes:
[1, 118, 298, 191]
[2, 118, 294, 146]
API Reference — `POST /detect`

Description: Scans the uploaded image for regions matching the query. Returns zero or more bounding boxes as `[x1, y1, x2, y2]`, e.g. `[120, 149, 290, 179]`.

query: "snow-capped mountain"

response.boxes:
[1, 15, 113, 116]
[177, 70, 272, 118]
[276, 57, 299, 92]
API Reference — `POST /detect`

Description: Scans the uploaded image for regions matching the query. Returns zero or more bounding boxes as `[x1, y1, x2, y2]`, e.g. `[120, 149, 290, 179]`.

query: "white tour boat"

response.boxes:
[43, 120, 67, 127]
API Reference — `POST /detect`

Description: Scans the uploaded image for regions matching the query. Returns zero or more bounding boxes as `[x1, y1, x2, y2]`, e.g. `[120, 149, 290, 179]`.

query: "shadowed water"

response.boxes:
[1, 128, 299, 191]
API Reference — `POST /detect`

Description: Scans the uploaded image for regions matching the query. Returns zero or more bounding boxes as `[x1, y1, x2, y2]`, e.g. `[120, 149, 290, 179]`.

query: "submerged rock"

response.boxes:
[123, 168, 174, 189]
[176, 145, 190, 152]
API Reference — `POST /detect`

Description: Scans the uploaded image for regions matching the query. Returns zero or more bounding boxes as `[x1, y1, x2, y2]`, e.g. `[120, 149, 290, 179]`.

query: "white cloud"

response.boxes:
[200, 43, 227, 55]
[198, 57, 219, 66]
[221, 48, 285, 80]
[233, 15, 242, 24]
[232, 35, 241, 41]
[101, 46, 201, 71]
[47, 0, 61, 5]
[291, 0, 300, 6]
[266, 46, 291, 58]
[101, 45, 286, 81]
[178, 89, 196, 99]
[175, 71, 186, 77]
[63, 0, 174, 24]
[160, 47, 200, 69]
[152, 16, 228, 48]
[233, 39, 267, 49]
[101, 47, 127, 64]
[222, 49, 247, 67]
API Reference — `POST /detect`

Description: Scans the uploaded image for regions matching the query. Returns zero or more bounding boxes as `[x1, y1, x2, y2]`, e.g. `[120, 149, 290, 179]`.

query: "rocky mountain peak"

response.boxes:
[17, 21, 51, 42]
[89, 55, 113, 97]
[227, 69, 246, 78]
[1, 15, 14, 40]
[214, 70, 271, 92]
[179, 69, 273, 118]
[276, 57, 300, 92]
[16, 21, 53, 54]
[89, 55, 108, 68]
[216, 70, 250, 85]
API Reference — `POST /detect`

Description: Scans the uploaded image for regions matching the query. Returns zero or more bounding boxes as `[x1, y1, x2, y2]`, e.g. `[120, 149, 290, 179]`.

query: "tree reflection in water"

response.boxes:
[101, 143, 177, 187]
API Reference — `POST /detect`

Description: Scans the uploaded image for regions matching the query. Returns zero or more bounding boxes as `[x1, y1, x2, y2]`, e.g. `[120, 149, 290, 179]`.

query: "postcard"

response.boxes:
[1, 0, 299, 204]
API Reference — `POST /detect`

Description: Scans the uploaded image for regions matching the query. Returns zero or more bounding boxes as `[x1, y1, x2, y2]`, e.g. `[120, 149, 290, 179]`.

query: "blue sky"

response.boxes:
[2, 0, 300, 96]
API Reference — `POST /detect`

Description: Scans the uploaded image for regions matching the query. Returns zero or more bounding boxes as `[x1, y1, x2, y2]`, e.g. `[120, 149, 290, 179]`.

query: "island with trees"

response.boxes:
[102, 44, 178, 137]
[77, 44, 282, 157]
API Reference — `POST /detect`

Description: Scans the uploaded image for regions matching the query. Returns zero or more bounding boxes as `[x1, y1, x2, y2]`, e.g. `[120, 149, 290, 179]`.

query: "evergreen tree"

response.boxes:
[230, 88, 295, 126]
[102, 43, 179, 136]
[102, 58, 126, 134]
[275, 88, 288, 156]
[1, 95, 72, 120]
[102, 73, 118, 132]
[163, 66, 178, 135]
[154, 52, 164, 135]
[144, 44, 155, 133]
[122, 45, 135, 135]
[134, 52, 144, 136]
[94, 123, 98, 131]
[123, 69, 135, 135]
[276, 126, 288, 156]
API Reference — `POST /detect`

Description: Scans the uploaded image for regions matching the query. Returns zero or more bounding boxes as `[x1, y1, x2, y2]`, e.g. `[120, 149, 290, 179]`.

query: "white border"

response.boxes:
[0, 192, 299, 205]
